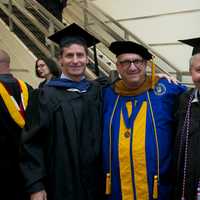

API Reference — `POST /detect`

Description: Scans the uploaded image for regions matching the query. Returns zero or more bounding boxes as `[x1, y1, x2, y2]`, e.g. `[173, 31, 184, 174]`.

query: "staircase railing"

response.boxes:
[64, 0, 185, 81]
[0, 0, 98, 79]
[0, 0, 191, 83]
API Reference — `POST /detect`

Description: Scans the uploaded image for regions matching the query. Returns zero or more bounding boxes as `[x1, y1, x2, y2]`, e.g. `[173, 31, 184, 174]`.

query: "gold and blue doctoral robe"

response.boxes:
[102, 78, 186, 200]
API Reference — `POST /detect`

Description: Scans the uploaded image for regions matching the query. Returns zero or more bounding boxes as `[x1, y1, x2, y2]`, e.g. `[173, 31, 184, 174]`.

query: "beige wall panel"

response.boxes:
[0, 19, 41, 88]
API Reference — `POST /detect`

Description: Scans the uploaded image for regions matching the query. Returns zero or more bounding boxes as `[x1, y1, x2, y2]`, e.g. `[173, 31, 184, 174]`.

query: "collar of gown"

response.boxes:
[192, 88, 200, 103]
[114, 76, 159, 96]
[46, 78, 91, 93]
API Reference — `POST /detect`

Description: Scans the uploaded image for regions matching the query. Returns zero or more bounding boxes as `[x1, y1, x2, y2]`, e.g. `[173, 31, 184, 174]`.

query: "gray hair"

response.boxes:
[189, 53, 200, 70]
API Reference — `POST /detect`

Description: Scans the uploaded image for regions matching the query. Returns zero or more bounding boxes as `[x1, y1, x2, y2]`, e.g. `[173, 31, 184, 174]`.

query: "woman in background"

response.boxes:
[35, 57, 60, 88]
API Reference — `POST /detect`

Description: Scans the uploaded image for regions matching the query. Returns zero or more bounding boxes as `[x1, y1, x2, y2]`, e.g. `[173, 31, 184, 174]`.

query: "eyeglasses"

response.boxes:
[118, 59, 144, 68]
[37, 64, 46, 68]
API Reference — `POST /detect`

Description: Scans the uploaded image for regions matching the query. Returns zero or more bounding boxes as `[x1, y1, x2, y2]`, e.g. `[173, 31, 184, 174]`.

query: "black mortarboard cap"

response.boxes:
[48, 23, 100, 76]
[179, 37, 200, 56]
[48, 23, 99, 48]
[109, 41, 152, 60]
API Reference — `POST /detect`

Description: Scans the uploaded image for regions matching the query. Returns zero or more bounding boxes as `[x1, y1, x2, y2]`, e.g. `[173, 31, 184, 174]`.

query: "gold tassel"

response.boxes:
[153, 175, 158, 199]
[105, 173, 111, 195]
[151, 58, 156, 89]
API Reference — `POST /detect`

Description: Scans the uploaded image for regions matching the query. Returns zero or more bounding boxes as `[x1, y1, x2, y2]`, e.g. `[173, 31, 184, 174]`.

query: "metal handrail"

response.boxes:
[63, 2, 177, 78]
[0, 0, 190, 82]
[115, 8, 200, 22]
[0, 1, 51, 57]
[23, 0, 65, 30]
[71, 0, 183, 78]
[12, 0, 48, 35]
[0, 0, 99, 79]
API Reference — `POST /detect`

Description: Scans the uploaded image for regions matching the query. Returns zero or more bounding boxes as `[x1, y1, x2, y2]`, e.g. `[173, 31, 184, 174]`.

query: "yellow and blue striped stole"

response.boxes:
[118, 100, 149, 200]
[0, 80, 29, 128]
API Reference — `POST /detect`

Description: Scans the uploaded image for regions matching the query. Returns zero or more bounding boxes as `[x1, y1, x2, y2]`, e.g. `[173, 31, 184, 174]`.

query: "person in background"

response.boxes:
[0, 49, 32, 200]
[35, 56, 60, 88]
[37, 0, 67, 22]
[173, 37, 200, 200]
[20, 23, 102, 200]
[102, 41, 186, 200]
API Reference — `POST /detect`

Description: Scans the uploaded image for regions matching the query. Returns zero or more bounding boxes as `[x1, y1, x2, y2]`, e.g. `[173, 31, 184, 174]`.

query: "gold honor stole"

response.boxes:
[0, 80, 28, 128]
[118, 101, 149, 200]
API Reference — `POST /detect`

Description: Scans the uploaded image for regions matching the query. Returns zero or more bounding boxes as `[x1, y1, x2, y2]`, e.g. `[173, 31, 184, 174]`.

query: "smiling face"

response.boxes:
[116, 53, 147, 88]
[59, 43, 88, 81]
[190, 54, 200, 89]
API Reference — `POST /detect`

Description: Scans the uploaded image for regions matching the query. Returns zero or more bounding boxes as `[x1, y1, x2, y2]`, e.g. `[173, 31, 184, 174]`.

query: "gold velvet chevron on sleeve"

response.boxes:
[0, 80, 29, 128]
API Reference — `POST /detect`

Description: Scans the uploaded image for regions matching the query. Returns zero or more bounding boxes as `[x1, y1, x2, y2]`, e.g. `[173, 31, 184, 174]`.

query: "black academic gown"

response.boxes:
[38, 75, 60, 88]
[173, 88, 200, 200]
[0, 74, 32, 200]
[20, 81, 103, 200]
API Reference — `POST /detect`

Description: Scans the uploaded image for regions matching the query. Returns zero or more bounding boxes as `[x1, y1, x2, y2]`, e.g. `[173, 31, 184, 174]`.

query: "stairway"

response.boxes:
[0, 3, 47, 58]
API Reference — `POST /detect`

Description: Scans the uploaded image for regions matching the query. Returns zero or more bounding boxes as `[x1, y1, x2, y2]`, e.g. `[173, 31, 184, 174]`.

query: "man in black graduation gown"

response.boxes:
[0, 49, 32, 200]
[173, 37, 200, 200]
[20, 23, 103, 200]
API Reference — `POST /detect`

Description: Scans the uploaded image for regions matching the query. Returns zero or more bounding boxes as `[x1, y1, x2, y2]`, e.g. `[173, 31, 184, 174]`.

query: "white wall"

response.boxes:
[93, 0, 200, 19]
[92, 0, 200, 74]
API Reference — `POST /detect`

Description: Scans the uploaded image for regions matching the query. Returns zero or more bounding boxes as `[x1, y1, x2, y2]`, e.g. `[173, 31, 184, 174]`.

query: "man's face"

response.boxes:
[59, 44, 88, 81]
[190, 54, 200, 89]
[116, 53, 147, 88]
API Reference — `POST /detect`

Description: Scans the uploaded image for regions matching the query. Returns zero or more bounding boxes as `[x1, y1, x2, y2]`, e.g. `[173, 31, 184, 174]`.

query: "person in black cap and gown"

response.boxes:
[20, 23, 103, 200]
[173, 37, 200, 200]
[37, 0, 67, 22]
[0, 49, 32, 200]
[102, 41, 186, 200]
